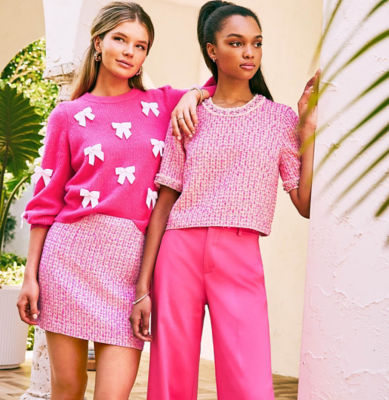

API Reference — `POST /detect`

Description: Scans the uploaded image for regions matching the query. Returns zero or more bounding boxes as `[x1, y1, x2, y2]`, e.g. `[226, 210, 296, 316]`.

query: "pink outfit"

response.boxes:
[38, 214, 144, 349]
[155, 94, 300, 236]
[23, 84, 215, 347]
[148, 227, 274, 400]
[149, 95, 301, 398]
[24, 86, 208, 233]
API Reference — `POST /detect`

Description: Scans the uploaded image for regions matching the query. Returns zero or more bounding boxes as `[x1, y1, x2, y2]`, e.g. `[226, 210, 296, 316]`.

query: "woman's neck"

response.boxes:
[91, 69, 131, 97]
[212, 75, 254, 108]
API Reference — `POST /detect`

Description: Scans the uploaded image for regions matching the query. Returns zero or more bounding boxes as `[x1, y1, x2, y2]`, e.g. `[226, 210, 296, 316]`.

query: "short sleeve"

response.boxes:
[279, 107, 301, 192]
[154, 125, 185, 192]
[23, 103, 73, 227]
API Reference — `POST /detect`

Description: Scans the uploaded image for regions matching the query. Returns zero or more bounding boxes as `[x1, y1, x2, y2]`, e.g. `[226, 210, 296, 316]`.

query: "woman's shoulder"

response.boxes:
[261, 97, 295, 115]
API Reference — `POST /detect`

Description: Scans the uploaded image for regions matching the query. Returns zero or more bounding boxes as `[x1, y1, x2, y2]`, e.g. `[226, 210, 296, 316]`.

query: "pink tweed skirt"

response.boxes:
[37, 214, 144, 349]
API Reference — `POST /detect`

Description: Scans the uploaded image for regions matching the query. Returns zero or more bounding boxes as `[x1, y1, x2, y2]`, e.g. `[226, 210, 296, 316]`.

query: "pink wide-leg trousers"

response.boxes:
[148, 227, 275, 400]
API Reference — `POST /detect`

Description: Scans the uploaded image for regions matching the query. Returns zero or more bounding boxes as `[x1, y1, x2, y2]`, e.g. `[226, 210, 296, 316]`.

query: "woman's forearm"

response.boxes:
[295, 128, 315, 218]
[24, 226, 49, 281]
[136, 187, 179, 297]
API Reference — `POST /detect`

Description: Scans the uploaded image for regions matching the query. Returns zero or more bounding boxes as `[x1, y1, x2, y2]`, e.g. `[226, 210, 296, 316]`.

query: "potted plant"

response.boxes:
[0, 80, 43, 368]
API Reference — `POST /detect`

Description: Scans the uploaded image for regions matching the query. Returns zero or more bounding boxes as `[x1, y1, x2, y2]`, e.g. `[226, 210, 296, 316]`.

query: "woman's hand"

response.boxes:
[130, 294, 152, 342]
[17, 277, 40, 325]
[297, 70, 320, 142]
[171, 89, 202, 141]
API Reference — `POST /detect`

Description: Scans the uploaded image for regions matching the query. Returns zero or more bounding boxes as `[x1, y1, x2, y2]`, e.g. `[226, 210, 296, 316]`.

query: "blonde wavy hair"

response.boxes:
[71, 1, 154, 100]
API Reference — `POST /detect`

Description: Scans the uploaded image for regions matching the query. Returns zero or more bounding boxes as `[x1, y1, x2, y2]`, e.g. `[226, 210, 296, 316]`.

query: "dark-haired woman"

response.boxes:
[131, 1, 318, 399]
[16, 1, 214, 399]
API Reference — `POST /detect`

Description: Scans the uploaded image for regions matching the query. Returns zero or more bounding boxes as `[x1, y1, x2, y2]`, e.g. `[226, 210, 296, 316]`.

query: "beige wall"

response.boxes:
[3, 0, 322, 378]
[0, 0, 45, 72]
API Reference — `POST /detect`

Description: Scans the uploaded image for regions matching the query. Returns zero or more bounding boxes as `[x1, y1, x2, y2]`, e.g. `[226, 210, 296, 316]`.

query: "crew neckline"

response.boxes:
[81, 88, 141, 104]
[202, 94, 266, 117]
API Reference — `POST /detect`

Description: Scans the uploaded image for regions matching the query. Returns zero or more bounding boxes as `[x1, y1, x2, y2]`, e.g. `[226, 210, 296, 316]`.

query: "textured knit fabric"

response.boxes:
[155, 95, 300, 236]
[38, 214, 144, 349]
[24, 85, 214, 233]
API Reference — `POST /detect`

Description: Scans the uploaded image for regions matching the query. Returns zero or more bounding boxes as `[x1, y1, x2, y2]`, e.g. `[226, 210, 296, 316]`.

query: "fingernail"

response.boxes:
[32, 314, 38, 320]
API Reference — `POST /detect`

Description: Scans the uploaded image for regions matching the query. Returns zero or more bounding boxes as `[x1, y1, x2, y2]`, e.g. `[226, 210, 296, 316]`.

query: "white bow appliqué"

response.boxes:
[80, 188, 100, 208]
[146, 188, 158, 209]
[116, 166, 136, 185]
[74, 107, 95, 127]
[84, 144, 104, 165]
[150, 139, 165, 157]
[141, 101, 160, 117]
[112, 122, 132, 139]
[31, 166, 53, 187]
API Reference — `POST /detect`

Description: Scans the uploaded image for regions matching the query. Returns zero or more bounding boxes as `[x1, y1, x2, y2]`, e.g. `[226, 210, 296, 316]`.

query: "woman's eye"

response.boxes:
[254, 42, 263, 48]
[230, 41, 242, 47]
[114, 37, 125, 42]
[136, 44, 146, 51]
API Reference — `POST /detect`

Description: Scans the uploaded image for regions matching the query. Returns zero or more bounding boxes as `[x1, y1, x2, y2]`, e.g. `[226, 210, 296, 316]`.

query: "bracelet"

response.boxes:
[132, 292, 150, 305]
[190, 86, 204, 105]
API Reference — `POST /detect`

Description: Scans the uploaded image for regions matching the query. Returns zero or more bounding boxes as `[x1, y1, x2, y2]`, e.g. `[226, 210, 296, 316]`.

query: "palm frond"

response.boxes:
[320, 29, 389, 98]
[334, 148, 389, 203]
[319, 0, 389, 76]
[317, 97, 389, 171]
[345, 170, 389, 213]
[316, 70, 389, 136]
[324, 123, 389, 187]
[376, 195, 389, 216]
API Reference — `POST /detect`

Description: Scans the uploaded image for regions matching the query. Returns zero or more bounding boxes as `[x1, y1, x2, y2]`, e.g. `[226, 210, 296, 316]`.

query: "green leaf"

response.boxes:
[334, 148, 389, 203]
[317, 97, 389, 170]
[0, 81, 43, 176]
[320, 29, 389, 98]
[376, 195, 389, 216]
[316, 70, 389, 135]
[346, 170, 389, 213]
[319, 0, 389, 76]
[326, 123, 389, 184]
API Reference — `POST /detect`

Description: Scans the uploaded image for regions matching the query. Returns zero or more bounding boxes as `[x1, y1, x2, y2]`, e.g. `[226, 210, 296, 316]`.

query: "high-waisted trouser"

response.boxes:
[147, 227, 275, 400]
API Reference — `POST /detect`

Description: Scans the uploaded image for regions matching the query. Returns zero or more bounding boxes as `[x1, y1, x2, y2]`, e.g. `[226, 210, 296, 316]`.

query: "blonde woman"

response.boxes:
[17, 2, 214, 399]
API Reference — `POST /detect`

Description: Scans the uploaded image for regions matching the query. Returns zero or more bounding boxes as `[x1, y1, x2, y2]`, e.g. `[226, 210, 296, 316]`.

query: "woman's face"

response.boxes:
[95, 19, 149, 80]
[208, 15, 263, 81]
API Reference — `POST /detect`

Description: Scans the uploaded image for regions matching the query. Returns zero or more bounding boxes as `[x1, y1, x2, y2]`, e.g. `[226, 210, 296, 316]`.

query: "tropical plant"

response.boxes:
[0, 81, 43, 254]
[0, 253, 26, 287]
[0, 38, 58, 255]
[304, 0, 389, 218]
[1, 39, 59, 120]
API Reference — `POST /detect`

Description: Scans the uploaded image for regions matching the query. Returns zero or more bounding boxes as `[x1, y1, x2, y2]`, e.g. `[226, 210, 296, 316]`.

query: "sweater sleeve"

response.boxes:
[24, 102, 73, 227]
[279, 107, 301, 192]
[154, 125, 185, 192]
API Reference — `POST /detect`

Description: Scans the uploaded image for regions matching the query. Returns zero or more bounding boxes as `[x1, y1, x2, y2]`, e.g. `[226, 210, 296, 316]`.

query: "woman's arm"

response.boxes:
[17, 226, 49, 324]
[289, 71, 319, 218]
[130, 186, 180, 341]
[171, 86, 214, 140]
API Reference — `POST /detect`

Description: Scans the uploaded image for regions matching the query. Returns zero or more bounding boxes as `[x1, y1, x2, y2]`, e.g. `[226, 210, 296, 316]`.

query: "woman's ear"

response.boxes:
[94, 36, 102, 53]
[206, 42, 217, 63]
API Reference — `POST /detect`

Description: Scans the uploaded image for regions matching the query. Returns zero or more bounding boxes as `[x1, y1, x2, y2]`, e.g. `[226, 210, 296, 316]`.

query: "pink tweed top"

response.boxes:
[155, 94, 301, 236]
[24, 85, 214, 233]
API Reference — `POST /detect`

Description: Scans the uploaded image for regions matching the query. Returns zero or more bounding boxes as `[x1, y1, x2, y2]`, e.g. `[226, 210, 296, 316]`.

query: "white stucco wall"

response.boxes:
[4, 0, 322, 378]
[298, 0, 389, 397]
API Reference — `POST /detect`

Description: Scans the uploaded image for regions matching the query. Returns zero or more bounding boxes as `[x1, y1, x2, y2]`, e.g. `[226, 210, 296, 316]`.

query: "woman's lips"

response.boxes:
[240, 63, 256, 70]
[116, 59, 134, 69]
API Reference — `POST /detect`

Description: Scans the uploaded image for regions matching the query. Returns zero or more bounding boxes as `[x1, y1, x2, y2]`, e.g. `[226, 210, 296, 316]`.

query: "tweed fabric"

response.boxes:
[37, 214, 144, 349]
[155, 95, 301, 236]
